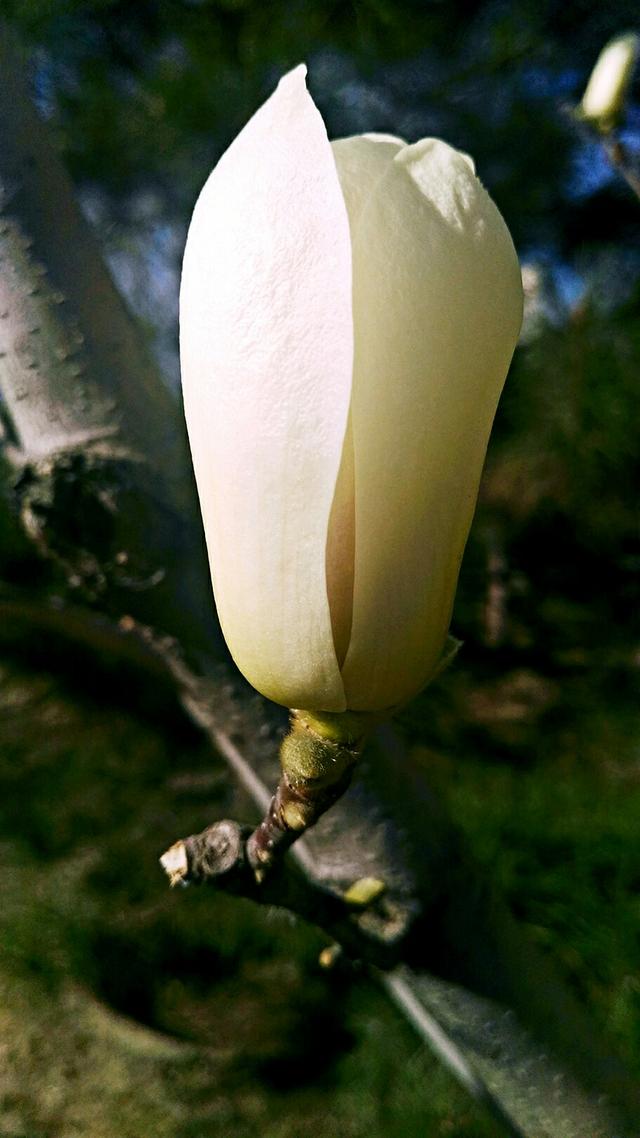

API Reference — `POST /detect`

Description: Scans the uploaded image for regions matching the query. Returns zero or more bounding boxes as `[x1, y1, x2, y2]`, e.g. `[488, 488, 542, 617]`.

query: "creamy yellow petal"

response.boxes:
[335, 138, 523, 710]
[325, 134, 404, 669]
[331, 134, 404, 230]
[180, 66, 352, 710]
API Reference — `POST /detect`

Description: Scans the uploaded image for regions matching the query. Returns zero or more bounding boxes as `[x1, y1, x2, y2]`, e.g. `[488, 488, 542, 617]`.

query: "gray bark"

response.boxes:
[0, 23, 214, 648]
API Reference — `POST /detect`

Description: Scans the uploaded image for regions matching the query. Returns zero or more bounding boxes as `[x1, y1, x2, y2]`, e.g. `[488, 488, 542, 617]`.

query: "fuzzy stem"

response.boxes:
[245, 707, 376, 880]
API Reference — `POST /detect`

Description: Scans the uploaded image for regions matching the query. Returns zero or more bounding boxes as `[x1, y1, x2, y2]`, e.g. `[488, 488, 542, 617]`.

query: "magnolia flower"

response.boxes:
[579, 33, 639, 132]
[180, 65, 522, 716]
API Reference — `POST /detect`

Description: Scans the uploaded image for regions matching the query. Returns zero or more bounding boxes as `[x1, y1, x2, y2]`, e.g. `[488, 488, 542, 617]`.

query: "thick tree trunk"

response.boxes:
[0, 23, 215, 650]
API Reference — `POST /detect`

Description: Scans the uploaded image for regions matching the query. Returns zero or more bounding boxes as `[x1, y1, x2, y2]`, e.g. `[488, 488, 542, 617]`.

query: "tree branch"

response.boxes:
[0, 22, 214, 650]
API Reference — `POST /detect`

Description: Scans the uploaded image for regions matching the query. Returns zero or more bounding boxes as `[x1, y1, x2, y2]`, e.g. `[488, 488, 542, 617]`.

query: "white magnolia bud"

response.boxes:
[180, 66, 522, 713]
[580, 33, 639, 132]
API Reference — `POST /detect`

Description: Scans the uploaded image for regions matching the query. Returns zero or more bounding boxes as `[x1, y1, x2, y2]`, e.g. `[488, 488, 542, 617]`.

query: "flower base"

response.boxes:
[245, 707, 376, 881]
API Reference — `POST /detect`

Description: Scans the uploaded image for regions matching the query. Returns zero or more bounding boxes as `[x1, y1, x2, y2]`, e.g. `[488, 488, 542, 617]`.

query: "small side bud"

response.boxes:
[319, 943, 343, 969]
[579, 33, 639, 133]
[343, 876, 386, 908]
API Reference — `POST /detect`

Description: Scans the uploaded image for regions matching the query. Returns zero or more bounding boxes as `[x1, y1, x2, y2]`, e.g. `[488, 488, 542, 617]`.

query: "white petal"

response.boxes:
[334, 138, 523, 710]
[180, 66, 353, 711]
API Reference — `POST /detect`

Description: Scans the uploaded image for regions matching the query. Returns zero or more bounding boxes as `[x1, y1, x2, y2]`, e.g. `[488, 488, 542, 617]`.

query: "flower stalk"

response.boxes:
[246, 708, 377, 880]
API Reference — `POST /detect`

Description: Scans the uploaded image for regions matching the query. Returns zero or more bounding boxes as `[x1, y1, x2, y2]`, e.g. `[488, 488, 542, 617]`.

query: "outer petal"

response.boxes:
[180, 66, 352, 711]
[334, 138, 523, 710]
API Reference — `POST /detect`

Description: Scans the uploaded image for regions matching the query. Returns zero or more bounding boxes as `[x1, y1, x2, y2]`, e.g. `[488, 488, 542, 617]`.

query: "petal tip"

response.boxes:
[362, 130, 407, 147]
[394, 136, 473, 173]
[277, 62, 308, 95]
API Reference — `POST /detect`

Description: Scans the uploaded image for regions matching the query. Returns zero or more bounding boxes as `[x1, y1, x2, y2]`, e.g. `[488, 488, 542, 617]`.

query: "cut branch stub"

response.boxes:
[160, 818, 408, 969]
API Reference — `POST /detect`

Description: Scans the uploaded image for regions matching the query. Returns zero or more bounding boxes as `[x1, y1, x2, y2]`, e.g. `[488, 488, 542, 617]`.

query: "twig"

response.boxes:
[160, 818, 405, 968]
[601, 134, 640, 202]
[563, 101, 640, 204]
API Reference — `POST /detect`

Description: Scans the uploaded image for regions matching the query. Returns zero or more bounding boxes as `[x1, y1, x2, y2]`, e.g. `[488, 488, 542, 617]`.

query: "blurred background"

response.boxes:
[0, 2, 639, 1135]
